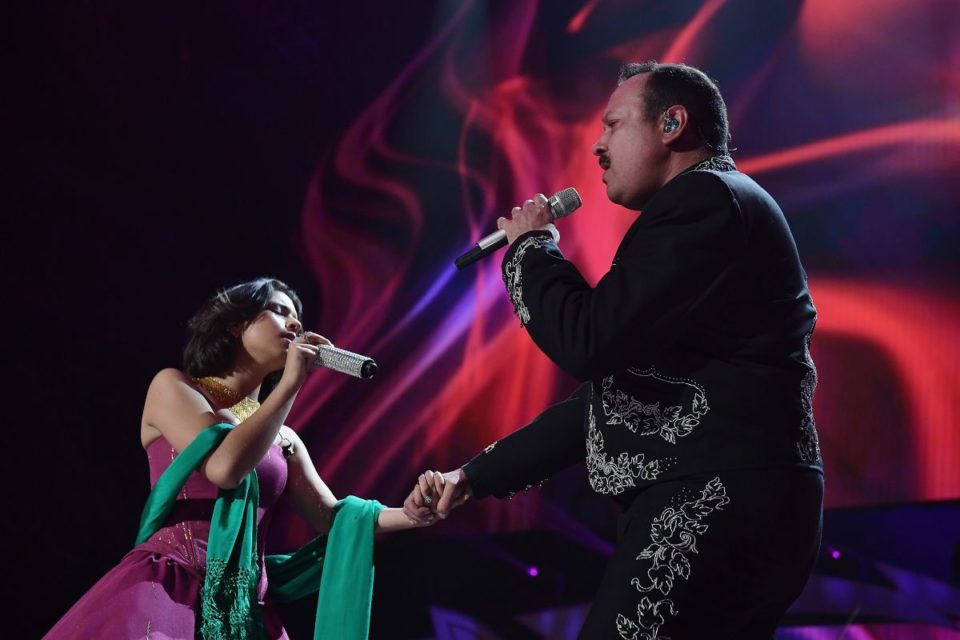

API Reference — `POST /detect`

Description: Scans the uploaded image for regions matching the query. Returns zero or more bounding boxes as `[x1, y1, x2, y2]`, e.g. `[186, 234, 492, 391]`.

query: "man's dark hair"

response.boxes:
[183, 277, 303, 377]
[619, 61, 730, 155]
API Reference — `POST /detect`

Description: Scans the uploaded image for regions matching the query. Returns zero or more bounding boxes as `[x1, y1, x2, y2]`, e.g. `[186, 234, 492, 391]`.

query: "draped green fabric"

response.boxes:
[136, 423, 384, 639]
[135, 424, 234, 545]
[266, 497, 383, 639]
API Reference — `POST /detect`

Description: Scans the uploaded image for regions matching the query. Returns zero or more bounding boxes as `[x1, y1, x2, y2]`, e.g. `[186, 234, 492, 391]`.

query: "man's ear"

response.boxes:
[661, 105, 689, 138]
[662, 104, 704, 153]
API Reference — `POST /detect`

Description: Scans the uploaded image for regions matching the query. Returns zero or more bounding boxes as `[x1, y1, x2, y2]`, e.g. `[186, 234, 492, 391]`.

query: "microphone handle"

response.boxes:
[454, 187, 579, 271]
[313, 344, 378, 379]
[454, 230, 508, 270]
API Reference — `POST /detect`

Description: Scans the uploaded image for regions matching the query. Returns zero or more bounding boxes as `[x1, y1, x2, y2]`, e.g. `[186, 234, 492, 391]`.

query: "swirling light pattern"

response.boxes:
[280, 2, 958, 632]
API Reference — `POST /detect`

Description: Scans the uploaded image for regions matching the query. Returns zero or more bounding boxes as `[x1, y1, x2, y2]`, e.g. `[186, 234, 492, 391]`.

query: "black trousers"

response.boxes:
[578, 467, 823, 640]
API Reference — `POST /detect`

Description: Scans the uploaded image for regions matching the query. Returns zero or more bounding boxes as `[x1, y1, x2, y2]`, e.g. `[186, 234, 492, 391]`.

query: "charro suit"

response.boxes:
[463, 156, 823, 638]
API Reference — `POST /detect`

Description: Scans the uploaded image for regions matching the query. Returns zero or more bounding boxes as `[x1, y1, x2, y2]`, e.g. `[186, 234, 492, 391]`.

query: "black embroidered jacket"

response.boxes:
[463, 157, 822, 508]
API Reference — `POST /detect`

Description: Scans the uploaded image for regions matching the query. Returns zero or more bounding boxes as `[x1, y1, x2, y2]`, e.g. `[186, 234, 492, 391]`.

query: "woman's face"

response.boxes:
[239, 291, 303, 369]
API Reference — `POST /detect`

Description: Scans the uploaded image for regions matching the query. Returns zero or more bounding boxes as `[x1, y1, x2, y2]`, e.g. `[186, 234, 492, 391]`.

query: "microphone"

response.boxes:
[454, 187, 582, 270]
[313, 344, 378, 379]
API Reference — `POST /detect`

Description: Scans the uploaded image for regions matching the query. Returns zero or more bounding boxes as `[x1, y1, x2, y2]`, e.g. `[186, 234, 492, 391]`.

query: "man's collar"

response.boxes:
[681, 154, 737, 174]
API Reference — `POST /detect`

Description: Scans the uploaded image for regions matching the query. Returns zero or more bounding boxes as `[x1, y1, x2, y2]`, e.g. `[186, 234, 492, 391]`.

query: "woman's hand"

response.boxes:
[401, 470, 440, 526]
[279, 331, 331, 390]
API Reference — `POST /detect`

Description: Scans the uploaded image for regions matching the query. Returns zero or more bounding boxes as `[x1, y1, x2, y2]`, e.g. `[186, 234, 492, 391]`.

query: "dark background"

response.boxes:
[9, 3, 447, 636]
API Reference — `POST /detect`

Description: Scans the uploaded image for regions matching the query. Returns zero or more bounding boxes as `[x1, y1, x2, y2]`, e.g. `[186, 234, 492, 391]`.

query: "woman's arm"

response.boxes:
[280, 426, 338, 533]
[280, 427, 435, 534]
[141, 334, 324, 489]
[142, 369, 299, 489]
[376, 507, 432, 532]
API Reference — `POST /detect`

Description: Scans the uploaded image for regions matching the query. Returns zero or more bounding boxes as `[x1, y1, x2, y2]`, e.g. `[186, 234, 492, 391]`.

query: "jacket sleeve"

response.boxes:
[501, 171, 745, 381]
[462, 384, 588, 499]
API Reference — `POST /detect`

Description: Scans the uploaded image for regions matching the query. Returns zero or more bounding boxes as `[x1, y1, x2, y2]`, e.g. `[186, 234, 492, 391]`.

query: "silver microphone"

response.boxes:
[313, 345, 378, 379]
[454, 187, 583, 270]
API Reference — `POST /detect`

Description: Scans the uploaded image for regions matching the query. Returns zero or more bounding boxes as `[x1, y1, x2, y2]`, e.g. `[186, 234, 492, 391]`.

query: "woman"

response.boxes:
[46, 277, 436, 639]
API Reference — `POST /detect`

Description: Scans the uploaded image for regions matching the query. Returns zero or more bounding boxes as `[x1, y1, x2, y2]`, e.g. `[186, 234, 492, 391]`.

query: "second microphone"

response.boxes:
[313, 344, 378, 379]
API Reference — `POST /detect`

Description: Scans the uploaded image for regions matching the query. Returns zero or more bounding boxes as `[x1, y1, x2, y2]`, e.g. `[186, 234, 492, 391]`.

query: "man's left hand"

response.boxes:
[497, 193, 552, 245]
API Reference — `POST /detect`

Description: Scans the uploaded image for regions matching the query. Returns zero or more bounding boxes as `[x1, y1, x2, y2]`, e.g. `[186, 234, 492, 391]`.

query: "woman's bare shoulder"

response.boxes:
[141, 368, 215, 448]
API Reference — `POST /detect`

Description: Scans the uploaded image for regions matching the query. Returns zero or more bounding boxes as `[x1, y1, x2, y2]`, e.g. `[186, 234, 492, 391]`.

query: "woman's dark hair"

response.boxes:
[618, 61, 731, 155]
[183, 277, 303, 377]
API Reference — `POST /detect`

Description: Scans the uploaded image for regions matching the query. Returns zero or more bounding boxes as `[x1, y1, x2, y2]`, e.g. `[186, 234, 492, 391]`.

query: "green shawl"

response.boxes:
[136, 423, 383, 639]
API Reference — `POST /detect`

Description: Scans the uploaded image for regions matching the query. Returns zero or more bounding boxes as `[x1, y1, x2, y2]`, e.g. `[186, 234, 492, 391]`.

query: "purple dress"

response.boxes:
[46, 437, 290, 639]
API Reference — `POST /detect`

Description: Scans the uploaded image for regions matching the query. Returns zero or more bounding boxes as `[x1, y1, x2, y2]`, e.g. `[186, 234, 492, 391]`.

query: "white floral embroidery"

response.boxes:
[797, 325, 821, 465]
[616, 477, 730, 640]
[503, 234, 553, 326]
[682, 154, 736, 175]
[586, 403, 664, 495]
[601, 369, 709, 444]
[616, 597, 676, 640]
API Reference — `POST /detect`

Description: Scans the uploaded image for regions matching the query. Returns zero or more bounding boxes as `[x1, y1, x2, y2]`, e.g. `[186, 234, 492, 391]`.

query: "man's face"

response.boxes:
[593, 74, 667, 210]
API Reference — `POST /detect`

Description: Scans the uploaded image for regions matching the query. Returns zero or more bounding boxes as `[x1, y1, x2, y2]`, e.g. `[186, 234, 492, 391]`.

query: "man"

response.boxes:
[406, 61, 823, 639]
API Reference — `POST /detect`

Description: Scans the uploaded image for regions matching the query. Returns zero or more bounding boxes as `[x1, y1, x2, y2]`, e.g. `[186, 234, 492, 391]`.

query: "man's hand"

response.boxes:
[402, 468, 472, 523]
[497, 193, 552, 245]
[434, 468, 471, 518]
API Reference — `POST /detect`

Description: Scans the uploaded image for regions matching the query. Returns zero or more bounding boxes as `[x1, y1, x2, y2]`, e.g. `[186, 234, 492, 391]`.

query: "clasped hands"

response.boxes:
[402, 469, 471, 525]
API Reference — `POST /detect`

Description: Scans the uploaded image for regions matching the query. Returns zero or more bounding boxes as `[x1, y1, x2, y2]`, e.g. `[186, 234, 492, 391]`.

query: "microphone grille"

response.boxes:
[549, 187, 583, 219]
